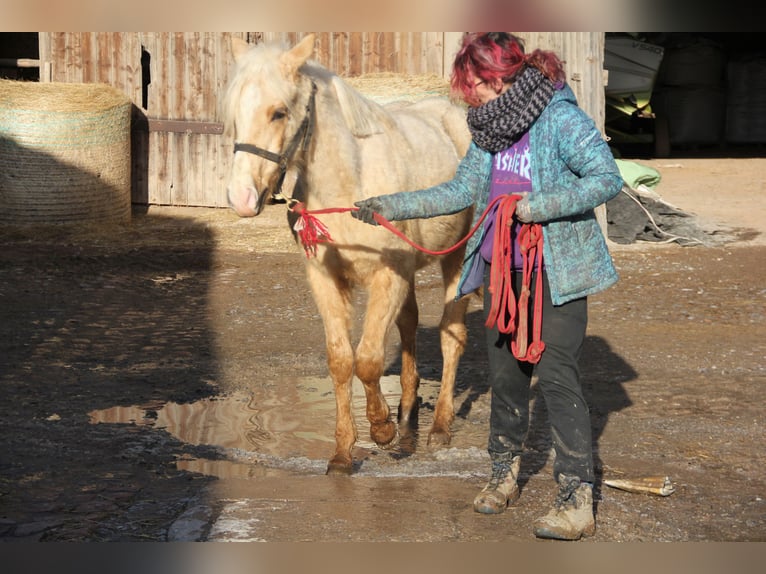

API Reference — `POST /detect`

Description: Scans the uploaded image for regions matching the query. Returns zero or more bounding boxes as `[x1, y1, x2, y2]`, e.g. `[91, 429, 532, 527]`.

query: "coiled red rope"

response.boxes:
[484, 197, 546, 363]
[290, 195, 545, 363]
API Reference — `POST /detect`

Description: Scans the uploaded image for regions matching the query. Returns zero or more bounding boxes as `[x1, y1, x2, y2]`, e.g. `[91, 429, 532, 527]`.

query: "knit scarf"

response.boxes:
[467, 66, 557, 153]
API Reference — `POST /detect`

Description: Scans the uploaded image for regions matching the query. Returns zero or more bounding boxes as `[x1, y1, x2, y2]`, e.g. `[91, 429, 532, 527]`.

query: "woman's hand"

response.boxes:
[352, 197, 387, 225]
[514, 193, 533, 222]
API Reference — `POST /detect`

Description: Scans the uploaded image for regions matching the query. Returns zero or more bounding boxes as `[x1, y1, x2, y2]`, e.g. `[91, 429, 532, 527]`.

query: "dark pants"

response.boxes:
[483, 268, 594, 483]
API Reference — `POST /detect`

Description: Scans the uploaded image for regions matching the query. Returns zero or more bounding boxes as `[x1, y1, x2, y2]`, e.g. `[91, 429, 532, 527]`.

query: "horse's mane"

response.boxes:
[221, 41, 396, 139]
[326, 73, 396, 137]
[220, 43, 284, 137]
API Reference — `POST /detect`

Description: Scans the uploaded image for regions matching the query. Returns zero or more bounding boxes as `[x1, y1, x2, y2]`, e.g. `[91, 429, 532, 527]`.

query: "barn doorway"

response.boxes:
[0, 32, 40, 81]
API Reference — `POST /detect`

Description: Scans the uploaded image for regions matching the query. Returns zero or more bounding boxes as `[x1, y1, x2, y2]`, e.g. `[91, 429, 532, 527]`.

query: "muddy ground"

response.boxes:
[0, 157, 764, 543]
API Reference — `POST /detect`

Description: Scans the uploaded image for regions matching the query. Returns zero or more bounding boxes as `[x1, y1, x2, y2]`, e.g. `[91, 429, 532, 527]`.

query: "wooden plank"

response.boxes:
[414, 32, 424, 74]
[198, 33, 214, 209]
[97, 33, 112, 85]
[155, 33, 171, 119]
[180, 33, 196, 206]
[170, 131, 187, 206]
[172, 33, 186, 120]
[433, 32, 447, 76]
[213, 33, 235, 207]
[361, 33, 374, 75]
[139, 34, 157, 204]
[148, 132, 169, 205]
[0, 58, 40, 67]
[38, 33, 53, 82]
[186, 32, 202, 119]
[394, 32, 412, 74]
[200, 33, 217, 120]
[332, 32, 348, 77]
[53, 33, 68, 82]
[131, 119, 224, 134]
[316, 32, 331, 69]
[127, 33, 144, 107]
[68, 33, 83, 83]
[348, 32, 363, 76]
[168, 34, 185, 207]
[184, 34, 203, 207]
[381, 32, 395, 72]
[185, 134, 205, 206]
[369, 32, 381, 74]
[81, 33, 97, 83]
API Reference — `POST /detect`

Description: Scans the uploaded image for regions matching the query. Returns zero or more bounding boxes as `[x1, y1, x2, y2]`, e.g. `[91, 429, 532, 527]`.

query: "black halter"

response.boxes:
[233, 81, 317, 201]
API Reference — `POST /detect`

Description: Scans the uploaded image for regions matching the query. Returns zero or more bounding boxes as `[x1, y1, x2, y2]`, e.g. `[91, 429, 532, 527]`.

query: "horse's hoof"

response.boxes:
[326, 456, 353, 475]
[370, 420, 398, 449]
[396, 425, 417, 456]
[398, 419, 416, 441]
[427, 429, 451, 447]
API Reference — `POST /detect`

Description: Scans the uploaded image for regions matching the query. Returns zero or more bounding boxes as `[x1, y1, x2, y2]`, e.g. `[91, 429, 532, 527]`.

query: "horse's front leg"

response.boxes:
[355, 268, 409, 450]
[429, 251, 470, 446]
[305, 264, 357, 475]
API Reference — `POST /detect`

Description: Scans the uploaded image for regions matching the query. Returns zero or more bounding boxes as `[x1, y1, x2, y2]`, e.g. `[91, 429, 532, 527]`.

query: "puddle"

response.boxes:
[89, 375, 489, 479]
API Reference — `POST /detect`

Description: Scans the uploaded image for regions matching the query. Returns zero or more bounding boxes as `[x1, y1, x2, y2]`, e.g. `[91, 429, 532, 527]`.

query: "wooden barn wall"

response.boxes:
[39, 32, 605, 208]
[254, 32, 448, 77]
[516, 32, 607, 132]
[41, 32, 246, 207]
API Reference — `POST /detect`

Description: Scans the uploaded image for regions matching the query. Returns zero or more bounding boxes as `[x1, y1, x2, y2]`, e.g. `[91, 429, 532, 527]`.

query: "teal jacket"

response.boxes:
[376, 84, 622, 306]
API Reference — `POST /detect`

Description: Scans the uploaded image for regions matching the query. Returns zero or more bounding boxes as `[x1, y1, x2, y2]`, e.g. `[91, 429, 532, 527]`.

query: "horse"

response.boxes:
[221, 33, 474, 475]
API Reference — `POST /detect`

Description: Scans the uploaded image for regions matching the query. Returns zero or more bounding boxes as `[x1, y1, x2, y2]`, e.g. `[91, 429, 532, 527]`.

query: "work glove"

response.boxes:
[352, 197, 387, 226]
[514, 193, 533, 223]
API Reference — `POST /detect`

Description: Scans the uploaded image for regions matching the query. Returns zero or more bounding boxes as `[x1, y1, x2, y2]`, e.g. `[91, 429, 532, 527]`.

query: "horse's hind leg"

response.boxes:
[305, 264, 357, 475]
[429, 251, 469, 446]
[395, 281, 420, 443]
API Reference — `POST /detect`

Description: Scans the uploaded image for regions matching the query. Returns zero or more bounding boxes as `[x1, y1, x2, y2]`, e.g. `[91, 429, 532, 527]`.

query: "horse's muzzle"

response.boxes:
[227, 185, 263, 218]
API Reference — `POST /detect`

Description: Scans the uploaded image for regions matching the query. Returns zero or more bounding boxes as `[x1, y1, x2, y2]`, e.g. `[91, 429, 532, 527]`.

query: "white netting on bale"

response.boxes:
[0, 80, 132, 225]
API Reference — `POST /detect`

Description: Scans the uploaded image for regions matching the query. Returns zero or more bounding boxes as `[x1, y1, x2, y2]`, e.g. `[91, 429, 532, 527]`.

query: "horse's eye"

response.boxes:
[271, 108, 288, 122]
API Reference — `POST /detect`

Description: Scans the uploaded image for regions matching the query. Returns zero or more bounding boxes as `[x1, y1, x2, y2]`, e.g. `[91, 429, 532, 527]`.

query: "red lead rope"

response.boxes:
[290, 194, 545, 363]
[484, 196, 546, 363]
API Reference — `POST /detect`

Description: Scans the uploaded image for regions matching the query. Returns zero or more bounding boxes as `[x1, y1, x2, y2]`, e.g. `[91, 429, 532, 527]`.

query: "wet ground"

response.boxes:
[0, 157, 764, 542]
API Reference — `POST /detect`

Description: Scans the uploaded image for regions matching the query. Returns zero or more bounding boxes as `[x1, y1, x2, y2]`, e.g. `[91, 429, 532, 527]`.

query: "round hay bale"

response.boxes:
[345, 72, 454, 105]
[0, 80, 132, 225]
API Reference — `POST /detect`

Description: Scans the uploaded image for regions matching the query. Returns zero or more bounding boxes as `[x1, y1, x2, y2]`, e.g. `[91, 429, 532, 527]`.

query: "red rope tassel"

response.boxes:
[290, 201, 335, 258]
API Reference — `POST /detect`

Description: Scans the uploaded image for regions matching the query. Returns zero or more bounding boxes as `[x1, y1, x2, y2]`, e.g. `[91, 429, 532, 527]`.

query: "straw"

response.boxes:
[0, 80, 132, 225]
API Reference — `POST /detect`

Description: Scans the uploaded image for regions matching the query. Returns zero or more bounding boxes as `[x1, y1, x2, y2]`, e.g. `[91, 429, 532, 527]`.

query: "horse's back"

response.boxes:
[385, 97, 471, 158]
[344, 97, 474, 258]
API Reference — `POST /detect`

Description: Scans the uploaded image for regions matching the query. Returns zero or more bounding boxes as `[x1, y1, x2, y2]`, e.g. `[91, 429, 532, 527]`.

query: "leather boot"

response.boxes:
[533, 474, 595, 540]
[473, 455, 521, 514]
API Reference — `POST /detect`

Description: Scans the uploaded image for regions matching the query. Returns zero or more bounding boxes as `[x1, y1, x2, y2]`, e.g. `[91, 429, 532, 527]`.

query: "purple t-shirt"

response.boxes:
[479, 132, 533, 270]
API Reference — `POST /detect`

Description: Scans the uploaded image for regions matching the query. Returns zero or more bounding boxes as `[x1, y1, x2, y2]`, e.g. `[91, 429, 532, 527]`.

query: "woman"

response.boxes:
[352, 32, 622, 540]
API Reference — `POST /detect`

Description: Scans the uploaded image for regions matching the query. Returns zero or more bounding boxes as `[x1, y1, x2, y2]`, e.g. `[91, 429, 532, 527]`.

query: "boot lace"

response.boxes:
[487, 460, 512, 489]
[553, 476, 581, 509]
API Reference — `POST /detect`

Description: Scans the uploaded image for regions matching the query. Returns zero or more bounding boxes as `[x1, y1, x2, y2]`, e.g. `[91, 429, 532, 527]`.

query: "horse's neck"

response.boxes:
[302, 76, 393, 210]
[303, 124, 353, 210]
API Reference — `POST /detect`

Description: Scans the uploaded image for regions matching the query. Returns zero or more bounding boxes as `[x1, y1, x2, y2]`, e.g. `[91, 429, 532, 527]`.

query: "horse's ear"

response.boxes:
[280, 33, 316, 77]
[231, 37, 251, 63]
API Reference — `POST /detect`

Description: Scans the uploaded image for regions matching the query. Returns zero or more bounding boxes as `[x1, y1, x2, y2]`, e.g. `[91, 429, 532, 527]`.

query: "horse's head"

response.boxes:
[222, 34, 317, 218]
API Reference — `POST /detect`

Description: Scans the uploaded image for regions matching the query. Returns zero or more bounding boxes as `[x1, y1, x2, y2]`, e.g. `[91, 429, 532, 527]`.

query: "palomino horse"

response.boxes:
[221, 34, 473, 475]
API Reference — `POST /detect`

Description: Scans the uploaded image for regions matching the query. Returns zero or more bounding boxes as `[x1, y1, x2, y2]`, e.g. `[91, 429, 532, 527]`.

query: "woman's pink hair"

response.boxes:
[450, 32, 566, 107]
